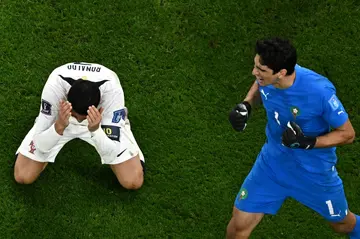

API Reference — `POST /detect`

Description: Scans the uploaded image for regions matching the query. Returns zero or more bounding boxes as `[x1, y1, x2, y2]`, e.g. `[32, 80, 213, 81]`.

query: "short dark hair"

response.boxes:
[255, 37, 297, 75]
[67, 80, 101, 115]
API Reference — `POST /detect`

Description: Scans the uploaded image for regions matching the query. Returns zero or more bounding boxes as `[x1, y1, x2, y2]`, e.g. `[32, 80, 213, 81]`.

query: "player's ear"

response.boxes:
[59, 75, 77, 85]
[279, 69, 287, 77]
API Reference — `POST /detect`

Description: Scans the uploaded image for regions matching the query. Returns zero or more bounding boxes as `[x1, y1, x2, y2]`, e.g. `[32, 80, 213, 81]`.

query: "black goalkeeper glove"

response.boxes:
[282, 121, 316, 149]
[229, 101, 252, 132]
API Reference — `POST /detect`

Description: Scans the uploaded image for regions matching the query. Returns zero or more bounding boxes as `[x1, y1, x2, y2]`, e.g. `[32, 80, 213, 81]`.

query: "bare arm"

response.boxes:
[243, 80, 262, 107]
[314, 119, 355, 148]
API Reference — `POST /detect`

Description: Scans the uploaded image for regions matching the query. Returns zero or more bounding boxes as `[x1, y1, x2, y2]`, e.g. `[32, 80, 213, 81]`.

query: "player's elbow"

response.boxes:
[348, 134, 355, 144]
[344, 129, 355, 144]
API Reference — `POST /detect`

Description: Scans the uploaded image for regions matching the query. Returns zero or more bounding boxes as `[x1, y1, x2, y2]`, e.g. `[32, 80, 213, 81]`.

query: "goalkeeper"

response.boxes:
[226, 37, 359, 238]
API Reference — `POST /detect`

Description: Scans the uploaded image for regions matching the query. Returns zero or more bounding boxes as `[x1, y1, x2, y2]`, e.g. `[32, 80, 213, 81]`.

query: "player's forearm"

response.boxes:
[243, 80, 262, 107]
[90, 127, 118, 158]
[315, 130, 355, 148]
[55, 121, 66, 135]
[33, 123, 62, 152]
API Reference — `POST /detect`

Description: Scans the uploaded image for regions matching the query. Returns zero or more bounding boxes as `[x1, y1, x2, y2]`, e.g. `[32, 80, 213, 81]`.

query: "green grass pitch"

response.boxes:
[0, 0, 360, 238]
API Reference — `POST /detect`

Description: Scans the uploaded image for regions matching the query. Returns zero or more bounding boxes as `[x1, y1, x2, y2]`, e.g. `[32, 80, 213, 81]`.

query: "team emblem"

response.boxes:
[238, 188, 248, 200]
[29, 140, 36, 154]
[290, 106, 300, 119]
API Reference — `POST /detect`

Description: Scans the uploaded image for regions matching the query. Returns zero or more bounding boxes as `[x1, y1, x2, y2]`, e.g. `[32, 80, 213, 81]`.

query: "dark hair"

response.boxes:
[255, 37, 297, 75]
[67, 80, 101, 115]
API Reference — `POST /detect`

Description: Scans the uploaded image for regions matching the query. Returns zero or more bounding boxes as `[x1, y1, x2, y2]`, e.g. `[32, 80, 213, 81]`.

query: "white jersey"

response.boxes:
[33, 62, 130, 163]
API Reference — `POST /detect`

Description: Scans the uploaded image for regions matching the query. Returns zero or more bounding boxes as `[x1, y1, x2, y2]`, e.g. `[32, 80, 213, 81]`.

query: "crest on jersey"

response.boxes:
[112, 109, 126, 123]
[290, 106, 300, 118]
[238, 188, 248, 201]
[29, 140, 36, 154]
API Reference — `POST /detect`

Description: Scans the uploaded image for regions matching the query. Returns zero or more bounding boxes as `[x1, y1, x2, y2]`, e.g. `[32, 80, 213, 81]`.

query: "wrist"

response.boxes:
[309, 136, 317, 149]
[55, 121, 66, 135]
[241, 101, 252, 116]
[89, 125, 100, 133]
[90, 126, 102, 136]
[301, 136, 317, 149]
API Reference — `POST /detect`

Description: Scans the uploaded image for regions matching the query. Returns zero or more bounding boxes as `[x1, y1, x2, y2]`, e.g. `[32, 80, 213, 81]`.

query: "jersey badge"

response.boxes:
[41, 99, 52, 115]
[237, 188, 248, 201]
[112, 109, 126, 123]
[29, 140, 36, 154]
[290, 106, 300, 119]
[101, 125, 120, 141]
[328, 94, 340, 111]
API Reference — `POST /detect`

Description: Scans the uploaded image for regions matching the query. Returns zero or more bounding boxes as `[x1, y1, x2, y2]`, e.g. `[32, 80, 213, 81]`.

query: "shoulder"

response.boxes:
[297, 65, 336, 96]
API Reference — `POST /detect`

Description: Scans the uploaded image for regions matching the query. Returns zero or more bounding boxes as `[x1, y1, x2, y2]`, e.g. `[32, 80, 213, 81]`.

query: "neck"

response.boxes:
[274, 71, 296, 89]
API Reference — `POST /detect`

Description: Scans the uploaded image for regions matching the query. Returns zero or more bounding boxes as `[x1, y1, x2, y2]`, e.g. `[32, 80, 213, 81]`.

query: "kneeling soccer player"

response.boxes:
[14, 62, 145, 190]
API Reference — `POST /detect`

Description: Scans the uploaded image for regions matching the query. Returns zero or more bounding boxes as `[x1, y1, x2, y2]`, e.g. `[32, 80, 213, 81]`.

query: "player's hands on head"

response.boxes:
[282, 121, 316, 149]
[229, 101, 252, 132]
[55, 100, 72, 135]
[87, 106, 104, 132]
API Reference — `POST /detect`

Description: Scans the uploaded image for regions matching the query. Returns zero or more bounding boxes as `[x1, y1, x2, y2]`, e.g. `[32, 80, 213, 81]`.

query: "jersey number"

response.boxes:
[326, 200, 343, 217]
[326, 200, 335, 215]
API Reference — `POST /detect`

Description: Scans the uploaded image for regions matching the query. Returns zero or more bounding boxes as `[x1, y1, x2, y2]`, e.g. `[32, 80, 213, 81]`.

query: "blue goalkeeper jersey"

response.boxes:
[257, 65, 348, 187]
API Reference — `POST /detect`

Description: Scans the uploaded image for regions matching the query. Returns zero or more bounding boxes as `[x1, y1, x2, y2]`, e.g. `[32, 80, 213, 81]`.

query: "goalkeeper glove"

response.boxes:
[229, 101, 251, 132]
[282, 121, 316, 149]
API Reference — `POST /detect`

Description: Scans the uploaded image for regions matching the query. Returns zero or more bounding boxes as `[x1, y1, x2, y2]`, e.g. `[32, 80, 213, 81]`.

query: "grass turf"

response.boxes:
[0, 0, 360, 238]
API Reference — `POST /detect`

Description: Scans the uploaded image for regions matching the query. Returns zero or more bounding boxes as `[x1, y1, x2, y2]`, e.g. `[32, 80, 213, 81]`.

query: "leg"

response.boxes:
[14, 123, 50, 184]
[111, 117, 144, 189]
[226, 207, 264, 239]
[14, 120, 73, 184]
[329, 211, 356, 234]
[326, 197, 360, 238]
[226, 154, 287, 238]
[110, 154, 144, 190]
[85, 116, 145, 190]
[290, 180, 360, 237]
[14, 153, 47, 184]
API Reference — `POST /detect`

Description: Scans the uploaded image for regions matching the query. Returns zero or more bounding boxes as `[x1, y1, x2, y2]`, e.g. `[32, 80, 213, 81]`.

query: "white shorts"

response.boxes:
[15, 118, 144, 165]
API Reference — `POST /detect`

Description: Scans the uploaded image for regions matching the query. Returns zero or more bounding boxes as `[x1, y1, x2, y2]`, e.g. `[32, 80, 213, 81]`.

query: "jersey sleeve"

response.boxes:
[321, 87, 348, 129]
[90, 85, 126, 163]
[33, 72, 67, 153]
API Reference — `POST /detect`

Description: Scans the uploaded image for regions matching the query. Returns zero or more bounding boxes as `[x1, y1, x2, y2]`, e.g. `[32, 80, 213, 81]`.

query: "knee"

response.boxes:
[226, 218, 251, 239]
[13, 154, 45, 185]
[330, 212, 357, 234]
[331, 224, 352, 234]
[120, 170, 144, 190]
[330, 222, 356, 234]
[226, 220, 236, 239]
[14, 170, 36, 185]
[233, 228, 251, 238]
